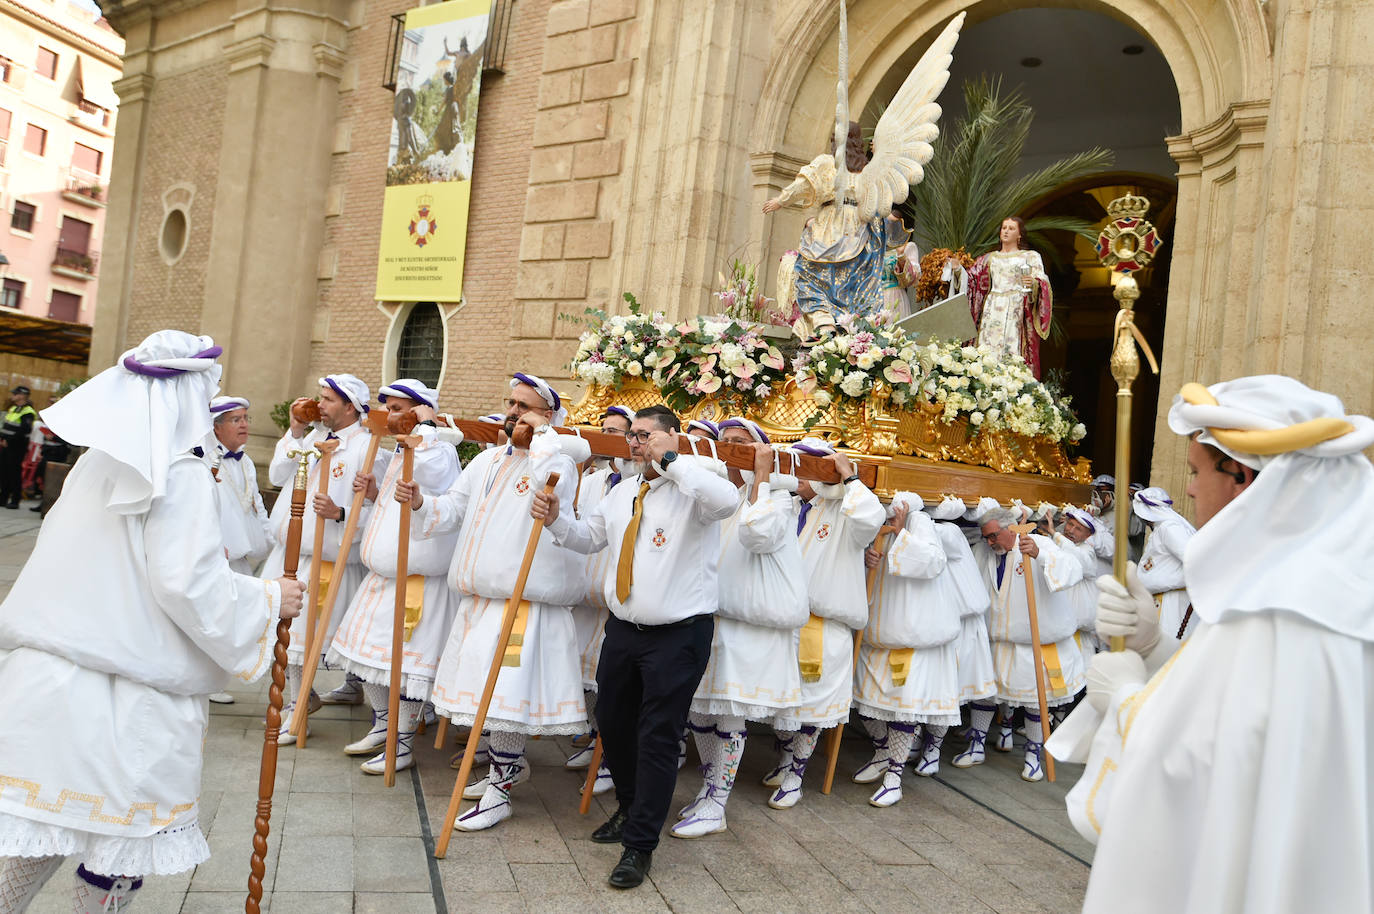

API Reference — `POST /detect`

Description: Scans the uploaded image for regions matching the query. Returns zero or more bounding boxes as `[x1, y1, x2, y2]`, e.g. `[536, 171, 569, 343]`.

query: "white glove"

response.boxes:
[1085, 650, 1148, 714]
[1095, 561, 1160, 657]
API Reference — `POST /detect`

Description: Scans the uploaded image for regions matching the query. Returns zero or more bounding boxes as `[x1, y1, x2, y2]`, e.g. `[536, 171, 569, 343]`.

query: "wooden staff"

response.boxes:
[578, 739, 603, 815]
[434, 471, 561, 859]
[821, 522, 899, 795]
[297, 435, 339, 749]
[290, 408, 392, 740]
[246, 446, 315, 914]
[1010, 522, 1054, 782]
[384, 410, 421, 786]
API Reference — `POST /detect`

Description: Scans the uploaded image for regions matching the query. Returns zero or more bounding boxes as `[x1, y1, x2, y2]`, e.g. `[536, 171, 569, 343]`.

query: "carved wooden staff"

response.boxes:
[246, 446, 316, 914]
[434, 469, 562, 859]
[298, 423, 339, 750]
[290, 407, 392, 740]
[384, 410, 421, 786]
[1009, 521, 1054, 782]
[821, 522, 899, 795]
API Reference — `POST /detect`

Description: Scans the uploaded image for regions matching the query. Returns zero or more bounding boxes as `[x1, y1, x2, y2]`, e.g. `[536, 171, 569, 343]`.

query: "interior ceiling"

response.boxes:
[863, 7, 1182, 181]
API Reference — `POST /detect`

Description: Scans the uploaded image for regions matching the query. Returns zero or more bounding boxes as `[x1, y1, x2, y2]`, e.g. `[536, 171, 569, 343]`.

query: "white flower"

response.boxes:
[855, 350, 878, 370]
[718, 343, 746, 369]
[625, 361, 643, 376]
[830, 369, 844, 384]
[970, 411, 985, 425]
[987, 407, 1001, 421]
[814, 390, 832, 407]
[1071, 423, 1087, 440]
[840, 371, 868, 398]
[592, 363, 616, 386]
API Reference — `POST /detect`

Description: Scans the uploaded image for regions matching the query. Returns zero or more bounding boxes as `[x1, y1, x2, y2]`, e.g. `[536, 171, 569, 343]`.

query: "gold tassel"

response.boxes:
[403, 574, 425, 642]
[502, 600, 532, 667]
[798, 614, 826, 683]
[888, 648, 914, 687]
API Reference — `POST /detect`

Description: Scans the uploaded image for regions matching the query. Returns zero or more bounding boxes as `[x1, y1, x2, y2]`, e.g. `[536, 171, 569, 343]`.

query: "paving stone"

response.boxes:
[355, 892, 440, 912]
[272, 834, 353, 892]
[353, 836, 430, 893]
[284, 790, 354, 836]
[353, 791, 423, 836]
[258, 892, 354, 913]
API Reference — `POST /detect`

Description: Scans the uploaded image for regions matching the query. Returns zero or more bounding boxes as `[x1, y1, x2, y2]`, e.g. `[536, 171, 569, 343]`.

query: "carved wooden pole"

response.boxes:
[246, 446, 315, 914]
[384, 410, 421, 786]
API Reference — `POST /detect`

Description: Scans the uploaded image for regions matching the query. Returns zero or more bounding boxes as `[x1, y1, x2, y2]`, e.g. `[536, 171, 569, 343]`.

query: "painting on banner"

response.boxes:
[375, 0, 488, 301]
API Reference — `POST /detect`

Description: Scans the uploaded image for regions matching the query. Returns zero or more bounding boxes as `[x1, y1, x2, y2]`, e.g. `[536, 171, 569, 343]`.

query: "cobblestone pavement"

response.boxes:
[6, 509, 1092, 912]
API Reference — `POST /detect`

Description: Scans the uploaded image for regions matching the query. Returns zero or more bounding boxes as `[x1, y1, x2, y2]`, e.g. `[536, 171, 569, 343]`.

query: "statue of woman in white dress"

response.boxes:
[968, 216, 1052, 377]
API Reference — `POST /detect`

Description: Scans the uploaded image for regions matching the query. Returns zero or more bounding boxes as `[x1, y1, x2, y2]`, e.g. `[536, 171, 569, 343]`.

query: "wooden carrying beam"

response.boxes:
[438, 419, 879, 488]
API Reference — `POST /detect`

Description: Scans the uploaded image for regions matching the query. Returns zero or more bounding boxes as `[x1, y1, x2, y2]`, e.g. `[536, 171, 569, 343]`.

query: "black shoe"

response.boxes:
[608, 848, 651, 889]
[3, 503, 17, 510]
[590, 807, 628, 844]
[29, 506, 41, 513]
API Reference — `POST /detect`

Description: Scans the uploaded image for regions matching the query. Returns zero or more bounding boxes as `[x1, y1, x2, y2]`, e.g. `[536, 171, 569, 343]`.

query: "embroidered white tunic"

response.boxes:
[854, 512, 962, 725]
[420, 427, 588, 735]
[1137, 517, 1194, 639]
[571, 463, 619, 690]
[211, 442, 273, 574]
[692, 482, 808, 721]
[0, 451, 279, 876]
[935, 521, 997, 703]
[776, 481, 885, 729]
[977, 535, 1085, 707]
[327, 428, 461, 700]
[260, 420, 382, 664]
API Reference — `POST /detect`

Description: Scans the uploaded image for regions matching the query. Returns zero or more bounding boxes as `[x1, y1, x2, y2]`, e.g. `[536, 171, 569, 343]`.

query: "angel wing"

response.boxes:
[853, 12, 966, 222]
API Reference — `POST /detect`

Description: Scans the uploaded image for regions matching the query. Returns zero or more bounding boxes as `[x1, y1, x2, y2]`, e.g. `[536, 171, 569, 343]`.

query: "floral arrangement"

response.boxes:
[715, 257, 799, 328]
[915, 341, 1086, 441]
[569, 294, 789, 412]
[649, 316, 790, 412]
[791, 312, 923, 413]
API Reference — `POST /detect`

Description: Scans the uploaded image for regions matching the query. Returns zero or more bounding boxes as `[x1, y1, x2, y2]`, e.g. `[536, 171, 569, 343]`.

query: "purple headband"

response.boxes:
[1135, 494, 1171, 508]
[380, 384, 434, 408]
[122, 345, 222, 378]
[686, 419, 719, 439]
[209, 400, 246, 414]
[604, 405, 634, 421]
[325, 377, 369, 413]
[718, 417, 769, 444]
[1066, 508, 1097, 532]
[791, 442, 833, 457]
[512, 372, 560, 410]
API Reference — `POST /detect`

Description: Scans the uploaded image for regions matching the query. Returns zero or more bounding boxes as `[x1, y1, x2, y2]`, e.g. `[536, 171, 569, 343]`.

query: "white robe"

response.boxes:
[978, 535, 1085, 708]
[935, 522, 997, 703]
[0, 451, 279, 875]
[854, 515, 962, 725]
[1055, 533, 1106, 669]
[210, 444, 273, 574]
[692, 483, 807, 722]
[1051, 613, 1374, 913]
[327, 429, 461, 701]
[1138, 517, 1194, 640]
[260, 421, 382, 664]
[571, 464, 618, 691]
[420, 428, 587, 735]
[777, 482, 885, 729]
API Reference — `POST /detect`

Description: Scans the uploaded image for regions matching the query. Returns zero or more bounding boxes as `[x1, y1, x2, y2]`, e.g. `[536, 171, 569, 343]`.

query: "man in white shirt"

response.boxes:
[673, 417, 807, 838]
[401, 373, 587, 833]
[325, 380, 462, 775]
[764, 437, 885, 810]
[533, 404, 738, 889]
[203, 395, 275, 704]
[0, 331, 303, 913]
[262, 374, 383, 742]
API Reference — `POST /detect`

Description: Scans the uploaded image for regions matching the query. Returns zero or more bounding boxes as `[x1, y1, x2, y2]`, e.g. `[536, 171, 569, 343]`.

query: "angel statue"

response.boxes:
[968, 215, 1053, 377]
[762, 8, 965, 338]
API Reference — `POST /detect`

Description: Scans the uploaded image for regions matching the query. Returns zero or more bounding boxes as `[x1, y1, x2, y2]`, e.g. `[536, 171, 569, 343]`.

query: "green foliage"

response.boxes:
[457, 440, 483, 467]
[57, 377, 88, 396]
[271, 399, 293, 432]
[898, 76, 1113, 257]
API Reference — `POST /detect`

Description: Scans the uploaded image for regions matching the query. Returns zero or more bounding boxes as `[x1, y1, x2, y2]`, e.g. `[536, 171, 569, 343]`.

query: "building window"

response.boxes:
[0, 279, 22, 310]
[0, 108, 9, 167]
[49, 290, 80, 322]
[24, 125, 46, 157]
[35, 47, 58, 80]
[0, 56, 12, 83]
[11, 201, 35, 232]
[72, 142, 102, 176]
[396, 302, 445, 388]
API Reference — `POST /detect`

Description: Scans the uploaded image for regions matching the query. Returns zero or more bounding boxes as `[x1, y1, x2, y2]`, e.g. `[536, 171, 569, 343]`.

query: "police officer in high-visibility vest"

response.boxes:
[1, 385, 37, 508]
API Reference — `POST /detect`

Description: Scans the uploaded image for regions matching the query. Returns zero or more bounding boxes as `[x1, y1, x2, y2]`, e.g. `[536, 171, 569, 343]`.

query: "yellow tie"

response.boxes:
[615, 481, 652, 604]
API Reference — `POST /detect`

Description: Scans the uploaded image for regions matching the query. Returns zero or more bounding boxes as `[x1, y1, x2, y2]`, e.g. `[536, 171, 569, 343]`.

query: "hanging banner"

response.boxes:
[375, 0, 488, 301]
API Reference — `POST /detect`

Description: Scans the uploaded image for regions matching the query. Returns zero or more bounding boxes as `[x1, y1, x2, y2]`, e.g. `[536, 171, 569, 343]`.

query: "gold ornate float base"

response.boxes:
[567, 380, 1092, 504]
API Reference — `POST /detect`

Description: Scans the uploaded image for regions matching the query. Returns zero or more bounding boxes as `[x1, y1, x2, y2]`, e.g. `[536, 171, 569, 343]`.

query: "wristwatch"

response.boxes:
[660, 450, 678, 467]
[842, 473, 860, 485]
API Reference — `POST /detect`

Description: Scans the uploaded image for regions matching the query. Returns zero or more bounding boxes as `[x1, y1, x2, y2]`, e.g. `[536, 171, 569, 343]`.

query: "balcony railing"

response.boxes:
[52, 245, 99, 277]
[64, 171, 106, 204]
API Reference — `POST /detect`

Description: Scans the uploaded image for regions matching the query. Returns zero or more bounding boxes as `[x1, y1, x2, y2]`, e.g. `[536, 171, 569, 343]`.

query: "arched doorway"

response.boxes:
[752, 0, 1272, 491]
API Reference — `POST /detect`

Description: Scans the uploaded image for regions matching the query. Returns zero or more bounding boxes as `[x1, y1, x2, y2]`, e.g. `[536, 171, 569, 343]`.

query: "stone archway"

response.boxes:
[750, 0, 1273, 496]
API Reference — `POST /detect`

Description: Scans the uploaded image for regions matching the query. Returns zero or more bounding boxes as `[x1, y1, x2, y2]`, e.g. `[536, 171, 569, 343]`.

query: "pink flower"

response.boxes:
[697, 373, 722, 394]
[732, 363, 757, 379]
[883, 361, 913, 385]
[761, 347, 785, 371]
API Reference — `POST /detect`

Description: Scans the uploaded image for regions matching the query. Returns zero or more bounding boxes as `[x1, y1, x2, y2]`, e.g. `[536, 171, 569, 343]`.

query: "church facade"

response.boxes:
[88, 0, 1372, 498]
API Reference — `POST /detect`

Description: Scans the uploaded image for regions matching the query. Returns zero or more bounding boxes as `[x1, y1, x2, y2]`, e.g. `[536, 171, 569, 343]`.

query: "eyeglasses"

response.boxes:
[625, 431, 654, 444]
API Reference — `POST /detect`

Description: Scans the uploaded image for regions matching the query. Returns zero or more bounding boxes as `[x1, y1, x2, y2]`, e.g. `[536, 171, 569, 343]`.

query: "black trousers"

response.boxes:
[0, 445, 23, 506]
[595, 613, 713, 852]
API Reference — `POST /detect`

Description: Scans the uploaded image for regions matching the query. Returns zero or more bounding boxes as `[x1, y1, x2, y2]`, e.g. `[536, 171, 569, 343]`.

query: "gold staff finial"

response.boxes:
[1095, 193, 1163, 651]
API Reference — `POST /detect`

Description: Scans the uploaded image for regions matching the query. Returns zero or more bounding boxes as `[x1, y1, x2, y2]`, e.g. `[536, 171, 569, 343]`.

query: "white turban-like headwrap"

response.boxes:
[1167, 375, 1374, 641]
[210, 396, 249, 414]
[379, 378, 438, 410]
[927, 495, 966, 521]
[319, 374, 371, 415]
[42, 330, 224, 514]
[511, 372, 567, 426]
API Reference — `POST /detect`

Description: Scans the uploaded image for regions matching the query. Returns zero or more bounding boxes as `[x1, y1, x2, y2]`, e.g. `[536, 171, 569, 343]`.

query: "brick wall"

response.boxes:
[124, 62, 228, 344]
[312, 0, 557, 416]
